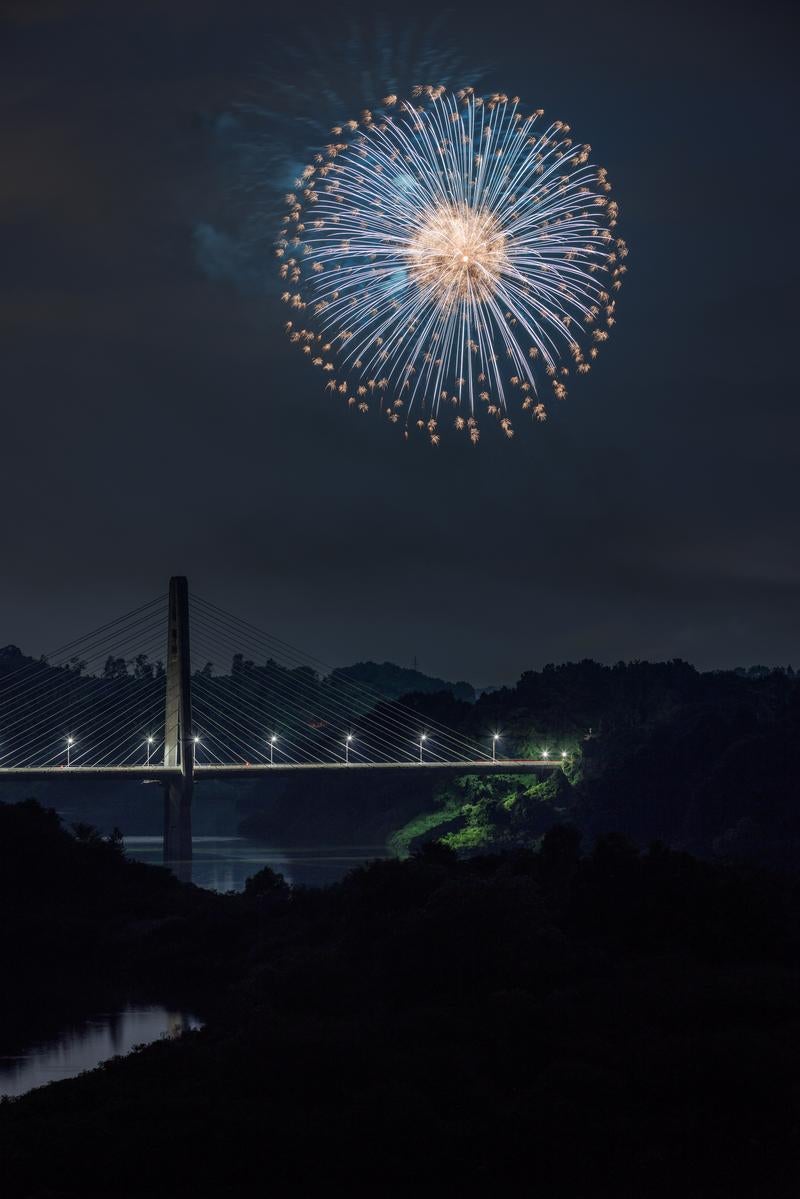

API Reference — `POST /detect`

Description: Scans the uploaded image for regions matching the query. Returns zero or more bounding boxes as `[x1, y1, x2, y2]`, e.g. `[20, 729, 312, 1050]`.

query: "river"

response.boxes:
[1, 837, 382, 1099]
[123, 835, 387, 891]
[0, 1006, 202, 1100]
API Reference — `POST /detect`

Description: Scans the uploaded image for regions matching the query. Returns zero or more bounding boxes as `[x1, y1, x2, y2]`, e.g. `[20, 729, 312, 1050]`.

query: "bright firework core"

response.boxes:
[408, 202, 508, 307]
[278, 86, 627, 444]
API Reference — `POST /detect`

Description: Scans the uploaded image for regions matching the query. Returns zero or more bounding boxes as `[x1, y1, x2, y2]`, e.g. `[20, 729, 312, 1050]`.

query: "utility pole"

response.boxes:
[163, 576, 193, 878]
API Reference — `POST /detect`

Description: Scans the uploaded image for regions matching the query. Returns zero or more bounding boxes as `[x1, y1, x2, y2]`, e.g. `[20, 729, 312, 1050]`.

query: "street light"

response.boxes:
[193, 735, 199, 765]
[65, 736, 74, 767]
[146, 736, 154, 767]
[542, 748, 550, 760]
[269, 734, 277, 766]
[561, 750, 568, 760]
[345, 733, 353, 764]
[419, 733, 427, 764]
[492, 733, 500, 763]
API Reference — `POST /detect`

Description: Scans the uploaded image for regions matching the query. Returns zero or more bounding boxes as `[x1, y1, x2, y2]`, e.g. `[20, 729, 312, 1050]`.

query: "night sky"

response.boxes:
[2, 0, 798, 685]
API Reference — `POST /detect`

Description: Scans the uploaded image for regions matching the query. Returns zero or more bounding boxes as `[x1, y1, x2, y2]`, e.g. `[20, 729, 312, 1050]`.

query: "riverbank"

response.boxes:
[4, 800, 800, 1194]
[3, 798, 800, 1195]
[0, 1005, 202, 1099]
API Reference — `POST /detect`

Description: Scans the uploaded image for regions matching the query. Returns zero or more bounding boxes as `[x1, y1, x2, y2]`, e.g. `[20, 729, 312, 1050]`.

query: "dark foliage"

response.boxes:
[1, 801, 799, 1197]
[391, 660, 800, 867]
[4, 653, 799, 864]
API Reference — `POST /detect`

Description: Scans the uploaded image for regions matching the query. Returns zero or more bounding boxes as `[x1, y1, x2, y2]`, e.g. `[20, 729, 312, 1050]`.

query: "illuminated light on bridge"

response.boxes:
[0, 578, 562, 872]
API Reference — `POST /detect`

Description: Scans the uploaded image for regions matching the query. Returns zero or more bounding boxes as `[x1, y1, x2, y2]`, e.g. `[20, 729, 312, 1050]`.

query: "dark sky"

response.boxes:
[1, 0, 798, 685]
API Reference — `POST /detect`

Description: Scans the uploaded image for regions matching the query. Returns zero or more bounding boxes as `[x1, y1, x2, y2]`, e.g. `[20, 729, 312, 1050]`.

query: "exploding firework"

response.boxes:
[277, 86, 628, 443]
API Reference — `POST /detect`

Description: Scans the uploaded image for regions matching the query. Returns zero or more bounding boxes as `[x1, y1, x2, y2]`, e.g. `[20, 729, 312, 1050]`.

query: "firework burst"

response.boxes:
[277, 85, 628, 443]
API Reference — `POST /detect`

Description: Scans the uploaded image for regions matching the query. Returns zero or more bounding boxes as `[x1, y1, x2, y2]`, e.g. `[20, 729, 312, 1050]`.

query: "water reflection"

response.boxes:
[124, 836, 386, 892]
[0, 1006, 201, 1100]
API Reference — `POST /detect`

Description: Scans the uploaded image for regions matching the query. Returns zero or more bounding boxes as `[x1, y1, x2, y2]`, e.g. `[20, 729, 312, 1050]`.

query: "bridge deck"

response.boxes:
[0, 760, 558, 783]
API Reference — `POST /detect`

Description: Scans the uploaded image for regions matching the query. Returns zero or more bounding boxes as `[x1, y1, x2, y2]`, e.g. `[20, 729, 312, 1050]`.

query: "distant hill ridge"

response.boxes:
[329, 660, 475, 703]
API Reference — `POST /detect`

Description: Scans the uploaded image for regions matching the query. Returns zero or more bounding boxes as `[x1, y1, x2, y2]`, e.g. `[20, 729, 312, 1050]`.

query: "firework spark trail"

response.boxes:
[277, 86, 628, 442]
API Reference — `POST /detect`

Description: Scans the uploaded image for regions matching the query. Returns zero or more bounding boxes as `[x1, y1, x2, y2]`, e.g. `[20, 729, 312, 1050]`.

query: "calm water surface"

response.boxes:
[1, 840, 380, 1099]
[0, 1007, 201, 1099]
[124, 835, 386, 891]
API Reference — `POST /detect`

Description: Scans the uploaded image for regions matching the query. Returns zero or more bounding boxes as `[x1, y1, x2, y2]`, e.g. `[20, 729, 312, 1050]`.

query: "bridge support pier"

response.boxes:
[162, 576, 193, 881]
[163, 776, 193, 882]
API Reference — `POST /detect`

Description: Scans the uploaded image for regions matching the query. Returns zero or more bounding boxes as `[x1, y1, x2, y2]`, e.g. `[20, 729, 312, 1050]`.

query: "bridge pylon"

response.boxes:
[163, 576, 193, 877]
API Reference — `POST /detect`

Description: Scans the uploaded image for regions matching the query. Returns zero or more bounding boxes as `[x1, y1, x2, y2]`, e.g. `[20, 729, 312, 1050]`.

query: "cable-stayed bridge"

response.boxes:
[0, 578, 558, 871]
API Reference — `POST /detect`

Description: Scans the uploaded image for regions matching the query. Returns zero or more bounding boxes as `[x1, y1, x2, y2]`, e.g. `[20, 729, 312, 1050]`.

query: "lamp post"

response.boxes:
[345, 733, 353, 764]
[492, 733, 500, 763]
[542, 748, 550, 760]
[192, 736, 199, 766]
[146, 736, 154, 767]
[561, 750, 568, 761]
[269, 734, 277, 765]
[65, 736, 74, 767]
[419, 733, 427, 764]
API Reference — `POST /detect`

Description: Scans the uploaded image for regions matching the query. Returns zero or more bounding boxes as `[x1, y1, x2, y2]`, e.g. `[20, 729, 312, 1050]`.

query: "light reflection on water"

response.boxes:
[124, 835, 386, 892]
[0, 1007, 201, 1100]
[1, 847, 383, 1101]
